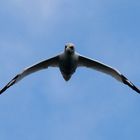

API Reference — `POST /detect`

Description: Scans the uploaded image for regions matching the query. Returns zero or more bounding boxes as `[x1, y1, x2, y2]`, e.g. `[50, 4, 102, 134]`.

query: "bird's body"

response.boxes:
[59, 51, 78, 81]
[0, 43, 140, 94]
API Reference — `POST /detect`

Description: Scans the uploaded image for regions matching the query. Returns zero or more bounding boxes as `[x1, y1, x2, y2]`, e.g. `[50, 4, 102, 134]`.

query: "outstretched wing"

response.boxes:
[78, 55, 140, 94]
[0, 55, 59, 94]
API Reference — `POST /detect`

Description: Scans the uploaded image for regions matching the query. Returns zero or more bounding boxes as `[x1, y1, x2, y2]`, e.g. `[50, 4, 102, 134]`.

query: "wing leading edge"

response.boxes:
[0, 56, 59, 94]
[78, 55, 140, 94]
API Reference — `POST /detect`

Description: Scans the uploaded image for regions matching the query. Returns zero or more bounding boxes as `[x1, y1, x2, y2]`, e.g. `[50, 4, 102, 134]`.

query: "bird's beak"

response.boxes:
[66, 47, 73, 54]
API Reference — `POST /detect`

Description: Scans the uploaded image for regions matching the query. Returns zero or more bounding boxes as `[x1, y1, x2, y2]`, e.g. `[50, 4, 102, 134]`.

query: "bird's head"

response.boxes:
[64, 43, 75, 55]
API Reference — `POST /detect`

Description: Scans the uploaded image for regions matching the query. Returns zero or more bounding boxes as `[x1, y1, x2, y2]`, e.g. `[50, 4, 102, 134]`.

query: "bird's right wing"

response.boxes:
[0, 55, 59, 94]
[78, 55, 140, 94]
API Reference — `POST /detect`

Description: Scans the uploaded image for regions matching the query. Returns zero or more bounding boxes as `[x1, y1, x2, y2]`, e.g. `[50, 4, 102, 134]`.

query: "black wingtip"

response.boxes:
[0, 75, 19, 95]
[121, 75, 140, 94]
[0, 86, 8, 95]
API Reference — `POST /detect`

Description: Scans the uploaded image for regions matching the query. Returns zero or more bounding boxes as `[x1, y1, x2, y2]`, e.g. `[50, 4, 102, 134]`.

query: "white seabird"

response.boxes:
[0, 43, 140, 94]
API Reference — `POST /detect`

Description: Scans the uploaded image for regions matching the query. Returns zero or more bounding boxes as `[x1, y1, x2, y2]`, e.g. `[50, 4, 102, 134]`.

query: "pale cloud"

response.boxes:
[0, 0, 62, 33]
[2, 0, 59, 19]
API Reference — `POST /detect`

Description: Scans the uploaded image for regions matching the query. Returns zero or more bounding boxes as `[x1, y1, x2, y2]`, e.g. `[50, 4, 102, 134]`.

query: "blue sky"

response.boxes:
[0, 0, 140, 140]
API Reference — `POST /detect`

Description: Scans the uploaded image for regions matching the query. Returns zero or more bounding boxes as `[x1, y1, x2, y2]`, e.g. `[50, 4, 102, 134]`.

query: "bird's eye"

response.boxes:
[65, 45, 67, 49]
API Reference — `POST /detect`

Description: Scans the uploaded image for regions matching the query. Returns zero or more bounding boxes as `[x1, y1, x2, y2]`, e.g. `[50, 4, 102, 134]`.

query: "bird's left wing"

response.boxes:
[78, 55, 140, 94]
[0, 55, 59, 95]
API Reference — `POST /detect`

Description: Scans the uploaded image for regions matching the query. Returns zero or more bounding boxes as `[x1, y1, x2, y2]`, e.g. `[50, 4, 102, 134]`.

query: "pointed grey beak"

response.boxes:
[66, 47, 72, 54]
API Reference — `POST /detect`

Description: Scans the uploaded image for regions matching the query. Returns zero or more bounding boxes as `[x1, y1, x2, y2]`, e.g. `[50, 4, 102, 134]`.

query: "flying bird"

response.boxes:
[0, 43, 140, 94]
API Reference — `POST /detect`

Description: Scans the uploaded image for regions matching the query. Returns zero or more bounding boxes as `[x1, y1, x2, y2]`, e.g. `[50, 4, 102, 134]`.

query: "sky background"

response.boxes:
[0, 0, 140, 140]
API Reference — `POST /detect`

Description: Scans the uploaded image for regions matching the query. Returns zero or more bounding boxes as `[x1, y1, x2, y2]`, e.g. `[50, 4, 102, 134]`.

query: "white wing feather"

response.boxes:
[0, 55, 59, 94]
[78, 55, 140, 94]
